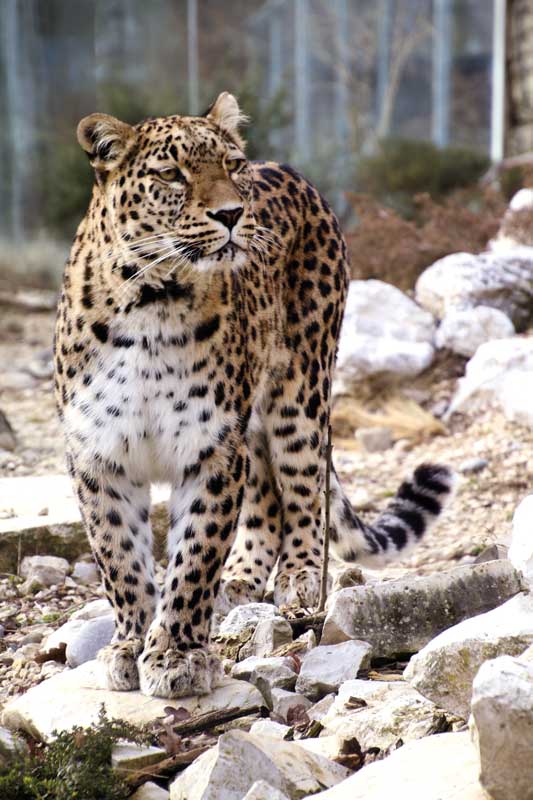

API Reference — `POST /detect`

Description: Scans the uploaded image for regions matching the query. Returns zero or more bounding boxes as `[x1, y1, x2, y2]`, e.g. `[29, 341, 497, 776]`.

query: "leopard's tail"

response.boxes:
[328, 463, 455, 567]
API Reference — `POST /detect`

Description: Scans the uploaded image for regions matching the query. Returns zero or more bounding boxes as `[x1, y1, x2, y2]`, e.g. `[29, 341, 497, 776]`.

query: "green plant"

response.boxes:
[356, 138, 490, 217]
[0, 707, 154, 800]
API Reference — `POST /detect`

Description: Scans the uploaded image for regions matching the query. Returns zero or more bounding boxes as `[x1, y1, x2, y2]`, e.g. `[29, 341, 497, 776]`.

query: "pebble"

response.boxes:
[459, 457, 489, 474]
[355, 426, 393, 453]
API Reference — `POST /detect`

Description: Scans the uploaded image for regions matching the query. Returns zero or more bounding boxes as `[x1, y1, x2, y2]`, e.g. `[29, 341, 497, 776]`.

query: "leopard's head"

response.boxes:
[78, 93, 256, 277]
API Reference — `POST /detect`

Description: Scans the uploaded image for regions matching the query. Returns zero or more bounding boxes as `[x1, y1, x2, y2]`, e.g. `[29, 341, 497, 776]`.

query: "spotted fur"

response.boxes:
[54, 93, 453, 698]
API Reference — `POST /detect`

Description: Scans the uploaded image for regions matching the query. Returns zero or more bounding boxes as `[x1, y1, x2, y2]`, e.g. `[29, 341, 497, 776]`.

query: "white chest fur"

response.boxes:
[64, 307, 237, 483]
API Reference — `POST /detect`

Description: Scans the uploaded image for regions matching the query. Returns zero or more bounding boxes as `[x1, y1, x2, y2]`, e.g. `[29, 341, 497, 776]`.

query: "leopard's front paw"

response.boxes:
[274, 566, 322, 609]
[97, 639, 143, 691]
[215, 577, 261, 616]
[138, 647, 224, 698]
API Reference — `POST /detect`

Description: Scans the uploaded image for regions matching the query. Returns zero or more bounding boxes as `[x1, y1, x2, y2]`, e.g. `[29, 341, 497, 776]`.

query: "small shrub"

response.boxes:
[356, 138, 490, 217]
[0, 707, 154, 800]
[345, 189, 505, 291]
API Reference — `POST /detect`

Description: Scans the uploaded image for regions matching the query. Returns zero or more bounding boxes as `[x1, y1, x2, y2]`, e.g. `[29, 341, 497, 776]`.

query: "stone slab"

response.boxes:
[1, 660, 263, 741]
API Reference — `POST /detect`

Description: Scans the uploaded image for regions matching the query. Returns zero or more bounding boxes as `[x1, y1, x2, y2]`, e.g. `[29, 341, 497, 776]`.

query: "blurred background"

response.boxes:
[1, 0, 529, 290]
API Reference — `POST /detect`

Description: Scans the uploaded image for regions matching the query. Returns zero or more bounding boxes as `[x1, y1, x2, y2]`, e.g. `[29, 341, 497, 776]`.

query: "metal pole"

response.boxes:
[432, 0, 452, 147]
[187, 0, 199, 114]
[376, 0, 392, 132]
[294, 0, 311, 162]
[335, 0, 350, 152]
[491, 0, 506, 162]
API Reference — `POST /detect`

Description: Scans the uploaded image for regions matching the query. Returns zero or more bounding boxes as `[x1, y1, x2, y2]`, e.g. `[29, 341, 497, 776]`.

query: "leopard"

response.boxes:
[54, 92, 454, 699]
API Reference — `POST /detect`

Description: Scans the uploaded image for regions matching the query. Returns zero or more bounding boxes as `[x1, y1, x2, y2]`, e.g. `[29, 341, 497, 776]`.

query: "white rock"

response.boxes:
[1, 660, 263, 741]
[242, 781, 289, 800]
[169, 729, 349, 799]
[416, 250, 533, 331]
[40, 618, 86, 656]
[20, 555, 69, 587]
[355, 426, 392, 453]
[320, 678, 453, 750]
[270, 688, 312, 721]
[307, 694, 336, 722]
[242, 616, 293, 658]
[404, 592, 533, 719]
[448, 337, 533, 424]
[66, 615, 115, 667]
[509, 187, 533, 212]
[295, 640, 372, 700]
[321, 561, 522, 658]
[112, 742, 166, 774]
[218, 603, 278, 637]
[131, 783, 170, 800]
[305, 732, 485, 799]
[72, 561, 99, 584]
[435, 306, 514, 357]
[335, 279, 435, 389]
[471, 655, 533, 800]
[231, 656, 297, 698]
[249, 719, 289, 738]
[71, 598, 112, 620]
[508, 495, 533, 587]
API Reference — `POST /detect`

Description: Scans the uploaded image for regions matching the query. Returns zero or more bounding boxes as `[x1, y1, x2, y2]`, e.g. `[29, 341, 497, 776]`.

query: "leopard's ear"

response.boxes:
[77, 113, 137, 171]
[206, 92, 248, 148]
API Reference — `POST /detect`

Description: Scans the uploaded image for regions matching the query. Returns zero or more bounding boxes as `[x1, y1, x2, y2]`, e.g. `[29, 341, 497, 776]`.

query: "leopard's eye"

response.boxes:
[226, 157, 245, 174]
[156, 167, 186, 183]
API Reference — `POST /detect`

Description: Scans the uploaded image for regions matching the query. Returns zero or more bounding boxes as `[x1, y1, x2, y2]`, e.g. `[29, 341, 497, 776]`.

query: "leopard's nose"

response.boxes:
[206, 206, 244, 231]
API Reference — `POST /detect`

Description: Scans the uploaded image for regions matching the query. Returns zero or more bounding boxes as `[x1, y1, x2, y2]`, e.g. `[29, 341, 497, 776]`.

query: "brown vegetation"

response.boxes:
[345, 190, 506, 291]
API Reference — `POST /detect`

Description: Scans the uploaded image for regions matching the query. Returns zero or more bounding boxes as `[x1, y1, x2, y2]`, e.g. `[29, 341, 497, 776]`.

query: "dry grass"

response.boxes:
[332, 392, 447, 450]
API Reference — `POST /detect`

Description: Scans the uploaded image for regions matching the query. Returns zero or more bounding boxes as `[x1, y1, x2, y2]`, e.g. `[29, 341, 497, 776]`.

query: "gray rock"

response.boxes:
[459, 457, 488, 474]
[242, 781, 289, 800]
[295, 641, 372, 700]
[270, 688, 312, 721]
[20, 555, 69, 587]
[169, 728, 350, 800]
[66, 615, 115, 667]
[218, 603, 278, 637]
[404, 592, 533, 719]
[435, 306, 514, 357]
[471, 655, 533, 800]
[307, 694, 336, 723]
[474, 543, 508, 564]
[321, 561, 523, 658]
[355, 427, 392, 453]
[320, 678, 457, 751]
[231, 656, 297, 701]
[240, 616, 293, 659]
[416, 250, 533, 331]
[72, 561, 99, 585]
[71, 598, 112, 620]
